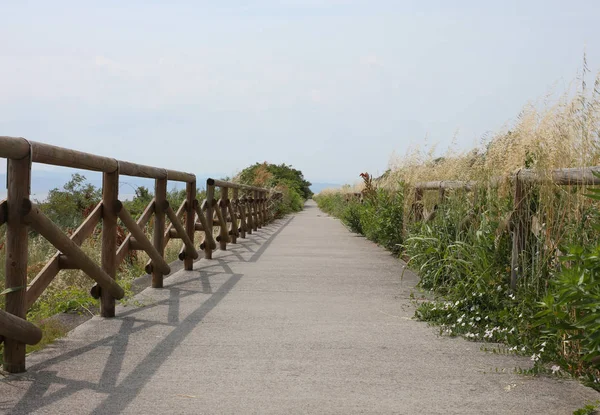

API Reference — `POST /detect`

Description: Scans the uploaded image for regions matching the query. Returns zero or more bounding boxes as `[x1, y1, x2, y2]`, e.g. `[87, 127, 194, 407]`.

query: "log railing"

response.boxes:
[0, 136, 278, 373]
[410, 167, 600, 290]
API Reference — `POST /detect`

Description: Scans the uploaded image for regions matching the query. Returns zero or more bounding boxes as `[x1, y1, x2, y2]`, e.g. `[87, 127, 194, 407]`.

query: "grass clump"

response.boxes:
[316, 173, 404, 252]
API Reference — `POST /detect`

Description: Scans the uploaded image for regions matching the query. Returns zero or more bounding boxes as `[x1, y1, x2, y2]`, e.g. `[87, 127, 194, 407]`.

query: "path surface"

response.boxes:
[1, 201, 598, 414]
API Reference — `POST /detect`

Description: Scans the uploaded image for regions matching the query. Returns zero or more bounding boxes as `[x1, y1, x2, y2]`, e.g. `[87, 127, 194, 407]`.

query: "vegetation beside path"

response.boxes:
[316, 71, 600, 391]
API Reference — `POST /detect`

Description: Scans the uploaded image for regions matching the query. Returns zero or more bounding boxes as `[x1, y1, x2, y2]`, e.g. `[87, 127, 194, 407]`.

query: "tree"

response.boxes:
[123, 186, 153, 219]
[237, 162, 313, 199]
[236, 162, 312, 215]
[40, 174, 101, 230]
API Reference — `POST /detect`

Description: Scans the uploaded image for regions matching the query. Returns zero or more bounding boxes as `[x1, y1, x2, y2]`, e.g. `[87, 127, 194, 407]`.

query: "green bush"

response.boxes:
[314, 181, 600, 386]
[273, 187, 304, 217]
[236, 162, 311, 214]
[534, 243, 600, 384]
[40, 173, 101, 229]
[532, 181, 600, 384]
[342, 201, 364, 234]
[361, 188, 404, 251]
[316, 187, 404, 251]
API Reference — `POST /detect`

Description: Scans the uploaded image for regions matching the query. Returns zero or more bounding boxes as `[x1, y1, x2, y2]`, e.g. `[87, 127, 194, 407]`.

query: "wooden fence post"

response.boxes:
[152, 178, 167, 288]
[238, 195, 247, 238]
[261, 191, 267, 225]
[255, 190, 262, 229]
[101, 170, 118, 317]
[230, 187, 239, 244]
[414, 188, 423, 222]
[510, 171, 526, 290]
[3, 154, 31, 373]
[246, 193, 254, 234]
[219, 187, 229, 250]
[184, 180, 196, 270]
[204, 180, 215, 259]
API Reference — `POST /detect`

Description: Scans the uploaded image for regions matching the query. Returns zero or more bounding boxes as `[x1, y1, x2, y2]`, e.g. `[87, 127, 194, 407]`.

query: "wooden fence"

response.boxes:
[0, 136, 279, 373]
[410, 167, 600, 291]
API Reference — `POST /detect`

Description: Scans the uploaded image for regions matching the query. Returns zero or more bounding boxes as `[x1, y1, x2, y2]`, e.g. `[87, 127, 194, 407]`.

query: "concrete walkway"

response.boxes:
[1, 201, 598, 414]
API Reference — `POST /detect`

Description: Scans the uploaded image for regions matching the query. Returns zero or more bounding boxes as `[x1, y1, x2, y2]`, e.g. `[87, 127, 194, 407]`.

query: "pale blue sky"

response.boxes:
[1, 1, 599, 184]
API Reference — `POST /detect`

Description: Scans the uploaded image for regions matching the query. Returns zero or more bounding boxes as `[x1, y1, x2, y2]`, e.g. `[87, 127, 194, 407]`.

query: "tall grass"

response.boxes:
[316, 68, 600, 387]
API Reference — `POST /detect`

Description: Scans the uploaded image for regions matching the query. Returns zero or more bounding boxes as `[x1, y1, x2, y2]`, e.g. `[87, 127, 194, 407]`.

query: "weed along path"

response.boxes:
[0, 200, 598, 414]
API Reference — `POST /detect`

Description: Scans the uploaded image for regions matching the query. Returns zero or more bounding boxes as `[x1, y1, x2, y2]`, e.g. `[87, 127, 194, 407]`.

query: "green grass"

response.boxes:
[316, 183, 600, 388]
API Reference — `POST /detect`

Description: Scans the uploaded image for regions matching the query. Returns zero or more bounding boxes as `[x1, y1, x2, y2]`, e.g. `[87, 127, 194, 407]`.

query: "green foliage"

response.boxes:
[405, 192, 511, 294]
[274, 187, 304, 216]
[573, 402, 599, 415]
[342, 201, 364, 234]
[314, 192, 346, 216]
[123, 186, 153, 218]
[28, 286, 97, 319]
[361, 188, 404, 251]
[315, 187, 404, 251]
[238, 162, 313, 200]
[26, 319, 68, 355]
[167, 187, 187, 209]
[237, 162, 311, 215]
[40, 173, 101, 229]
[403, 191, 538, 353]
[317, 182, 600, 387]
[534, 242, 600, 384]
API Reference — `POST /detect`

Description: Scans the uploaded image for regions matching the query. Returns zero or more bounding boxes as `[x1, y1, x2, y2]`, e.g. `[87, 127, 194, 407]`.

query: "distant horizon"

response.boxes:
[0, 167, 345, 200]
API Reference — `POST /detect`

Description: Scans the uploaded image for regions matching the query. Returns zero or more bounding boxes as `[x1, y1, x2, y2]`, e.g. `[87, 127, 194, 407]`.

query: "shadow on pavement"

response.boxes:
[1, 216, 294, 414]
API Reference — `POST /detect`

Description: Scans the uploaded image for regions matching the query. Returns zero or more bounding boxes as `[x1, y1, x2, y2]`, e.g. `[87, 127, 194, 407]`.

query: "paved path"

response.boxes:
[1, 201, 598, 414]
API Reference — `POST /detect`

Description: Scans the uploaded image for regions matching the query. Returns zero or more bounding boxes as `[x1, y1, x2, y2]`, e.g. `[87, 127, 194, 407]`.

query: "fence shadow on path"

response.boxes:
[1, 216, 293, 415]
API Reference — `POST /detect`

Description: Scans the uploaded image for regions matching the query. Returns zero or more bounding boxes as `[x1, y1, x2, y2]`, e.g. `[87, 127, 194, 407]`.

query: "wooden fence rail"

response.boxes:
[410, 166, 600, 291]
[0, 136, 279, 373]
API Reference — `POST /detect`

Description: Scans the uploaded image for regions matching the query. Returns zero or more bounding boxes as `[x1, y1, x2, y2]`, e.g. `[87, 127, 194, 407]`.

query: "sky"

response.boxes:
[1, 0, 600, 185]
